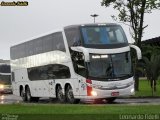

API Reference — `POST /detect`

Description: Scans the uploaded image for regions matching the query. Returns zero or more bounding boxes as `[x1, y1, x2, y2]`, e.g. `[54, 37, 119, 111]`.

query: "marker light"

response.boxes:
[91, 91, 97, 96]
[131, 88, 134, 93]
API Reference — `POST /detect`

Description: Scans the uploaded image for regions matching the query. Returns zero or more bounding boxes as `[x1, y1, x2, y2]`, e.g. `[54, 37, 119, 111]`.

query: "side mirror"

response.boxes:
[71, 47, 90, 62]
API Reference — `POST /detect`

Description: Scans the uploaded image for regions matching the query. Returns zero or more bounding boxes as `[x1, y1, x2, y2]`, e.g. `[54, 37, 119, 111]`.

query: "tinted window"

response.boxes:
[11, 43, 26, 59]
[0, 64, 11, 73]
[19, 44, 26, 58]
[81, 26, 128, 45]
[10, 47, 17, 60]
[53, 32, 66, 52]
[35, 38, 43, 54]
[64, 28, 81, 47]
[10, 32, 66, 60]
[27, 64, 71, 80]
[71, 51, 86, 77]
[26, 41, 34, 56]
[87, 52, 132, 80]
[43, 34, 53, 52]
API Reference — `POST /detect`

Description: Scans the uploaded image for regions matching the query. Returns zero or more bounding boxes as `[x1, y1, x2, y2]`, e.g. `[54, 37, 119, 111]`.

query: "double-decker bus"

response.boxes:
[10, 23, 141, 103]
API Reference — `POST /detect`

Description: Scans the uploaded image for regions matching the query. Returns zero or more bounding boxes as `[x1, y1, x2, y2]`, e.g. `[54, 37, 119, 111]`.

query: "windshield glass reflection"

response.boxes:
[87, 52, 132, 80]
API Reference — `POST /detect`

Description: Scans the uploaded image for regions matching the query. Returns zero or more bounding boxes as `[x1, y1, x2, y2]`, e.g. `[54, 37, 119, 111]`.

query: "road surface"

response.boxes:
[1, 94, 160, 105]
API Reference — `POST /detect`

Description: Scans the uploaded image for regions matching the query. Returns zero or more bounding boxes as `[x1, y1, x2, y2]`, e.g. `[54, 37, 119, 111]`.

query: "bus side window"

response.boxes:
[72, 52, 86, 77]
[27, 64, 71, 81]
[64, 28, 81, 47]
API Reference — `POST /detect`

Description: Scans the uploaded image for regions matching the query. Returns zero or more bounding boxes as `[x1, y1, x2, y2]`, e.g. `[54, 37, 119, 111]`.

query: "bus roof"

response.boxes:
[64, 23, 119, 29]
[11, 28, 62, 48]
[11, 23, 119, 48]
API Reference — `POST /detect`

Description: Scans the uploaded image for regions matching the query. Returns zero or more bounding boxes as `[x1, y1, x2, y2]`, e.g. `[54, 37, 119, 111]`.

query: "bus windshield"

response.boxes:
[81, 26, 128, 45]
[87, 52, 132, 81]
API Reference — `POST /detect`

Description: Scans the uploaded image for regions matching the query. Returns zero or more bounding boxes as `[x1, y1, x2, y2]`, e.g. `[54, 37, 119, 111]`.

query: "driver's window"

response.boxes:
[72, 51, 86, 77]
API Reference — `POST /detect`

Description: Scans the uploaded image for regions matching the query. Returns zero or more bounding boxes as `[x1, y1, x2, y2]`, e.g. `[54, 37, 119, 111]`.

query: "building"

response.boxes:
[142, 36, 160, 46]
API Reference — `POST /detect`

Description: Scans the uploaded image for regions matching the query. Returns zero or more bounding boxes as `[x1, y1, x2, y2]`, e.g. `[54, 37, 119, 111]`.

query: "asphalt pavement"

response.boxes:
[1, 94, 160, 105]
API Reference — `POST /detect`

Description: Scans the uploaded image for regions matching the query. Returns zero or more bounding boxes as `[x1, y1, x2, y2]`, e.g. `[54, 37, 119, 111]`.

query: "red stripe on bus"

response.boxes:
[86, 79, 92, 96]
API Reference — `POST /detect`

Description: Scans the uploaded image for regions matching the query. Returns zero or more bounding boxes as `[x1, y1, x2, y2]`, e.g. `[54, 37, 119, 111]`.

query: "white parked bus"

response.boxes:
[10, 23, 141, 103]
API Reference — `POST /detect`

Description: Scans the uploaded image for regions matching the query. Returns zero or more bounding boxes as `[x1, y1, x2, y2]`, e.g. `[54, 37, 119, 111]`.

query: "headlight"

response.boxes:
[0, 85, 4, 89]
[131, 88, 134, 93]
[91, 91, 97, 96]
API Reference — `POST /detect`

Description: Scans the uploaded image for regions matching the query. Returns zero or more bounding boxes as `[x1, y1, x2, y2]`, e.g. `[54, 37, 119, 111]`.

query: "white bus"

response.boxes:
[10, 23, 141, 103]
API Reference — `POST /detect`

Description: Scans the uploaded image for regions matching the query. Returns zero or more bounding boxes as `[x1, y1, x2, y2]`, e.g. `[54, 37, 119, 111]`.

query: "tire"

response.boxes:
[65, 85, 80, 104]
[56, 86, 66, 103]
[26, 87, 32, 102]
[25, 87, 39, 102]
[105, 97, 116, 103]
[20, 88, 27, 102]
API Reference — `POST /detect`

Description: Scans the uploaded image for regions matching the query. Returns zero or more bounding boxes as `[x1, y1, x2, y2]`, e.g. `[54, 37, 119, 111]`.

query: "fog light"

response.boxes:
[91, 91, 97, 96]
[131, 88, 134, 93]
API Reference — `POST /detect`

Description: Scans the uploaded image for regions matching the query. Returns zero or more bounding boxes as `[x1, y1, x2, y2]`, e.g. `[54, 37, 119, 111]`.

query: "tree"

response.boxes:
[102, 0, 160, 48]
[142, 45, 160, 96]
[101, 0, 160, 91]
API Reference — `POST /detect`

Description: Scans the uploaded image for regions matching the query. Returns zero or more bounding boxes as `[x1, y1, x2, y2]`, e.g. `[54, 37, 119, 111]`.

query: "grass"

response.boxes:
[0, 104, 160, 120]
[135, 79, 160, 97]
[0, 79, 160, 120]
[0, 104, 160, 114]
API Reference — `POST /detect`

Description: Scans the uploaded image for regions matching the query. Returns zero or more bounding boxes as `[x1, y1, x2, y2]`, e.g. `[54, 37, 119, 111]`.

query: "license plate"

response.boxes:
[111, 92, 119, 96]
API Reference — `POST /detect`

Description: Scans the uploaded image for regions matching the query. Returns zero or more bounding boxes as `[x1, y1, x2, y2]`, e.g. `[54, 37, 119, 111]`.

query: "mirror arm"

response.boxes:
[71, 47, 90, 62]
[130, 45, 142, 60]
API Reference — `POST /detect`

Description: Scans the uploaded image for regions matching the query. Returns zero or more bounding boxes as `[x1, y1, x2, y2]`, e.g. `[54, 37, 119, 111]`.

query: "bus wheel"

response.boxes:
[56, 86, 65, 103]
[20, 88, 27, 102]
[105, 97, 116, 103]
[66, 85, 80, 104]
[26, 87, 39, 102]
[26, 86, 34, 102]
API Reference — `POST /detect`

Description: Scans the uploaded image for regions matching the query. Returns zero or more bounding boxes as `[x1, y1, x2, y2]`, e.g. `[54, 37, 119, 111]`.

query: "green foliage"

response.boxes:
[141, 45, 160, 95]
[142, 45, 160, 58]
[143, 55, 160, 81]
[135, 80, 160, 97]
[0, 104, 160, 114]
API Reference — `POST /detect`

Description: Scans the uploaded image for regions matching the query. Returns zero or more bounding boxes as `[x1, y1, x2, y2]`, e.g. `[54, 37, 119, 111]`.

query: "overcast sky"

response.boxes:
[0, 0, 160, 60]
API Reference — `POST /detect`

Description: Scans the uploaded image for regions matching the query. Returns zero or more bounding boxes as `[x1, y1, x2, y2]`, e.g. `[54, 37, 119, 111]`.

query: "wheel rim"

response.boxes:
[57, 87, 64, 102]
[21, 89, 25, 100]
[67, 86, 74, 103]
[26, 88, 31, 101]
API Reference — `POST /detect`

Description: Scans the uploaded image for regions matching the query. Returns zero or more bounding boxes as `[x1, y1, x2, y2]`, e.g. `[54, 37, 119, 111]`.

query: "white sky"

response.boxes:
[0, 0, 160, 59]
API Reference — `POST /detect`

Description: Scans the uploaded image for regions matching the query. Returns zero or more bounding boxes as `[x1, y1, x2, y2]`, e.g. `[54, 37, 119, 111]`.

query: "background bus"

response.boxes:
[10, 23, 141, 103]
[0, 61, 12, 94]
